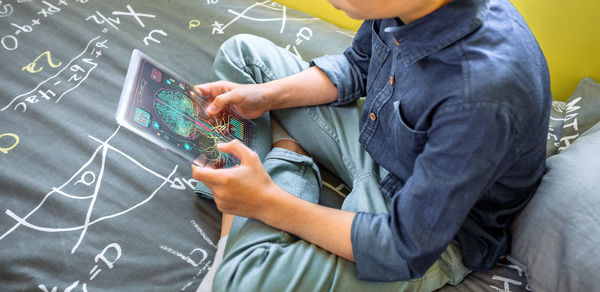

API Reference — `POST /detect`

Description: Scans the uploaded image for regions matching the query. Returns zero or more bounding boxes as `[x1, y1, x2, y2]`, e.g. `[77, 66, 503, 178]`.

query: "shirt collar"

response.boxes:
[385, 0, 490, 65]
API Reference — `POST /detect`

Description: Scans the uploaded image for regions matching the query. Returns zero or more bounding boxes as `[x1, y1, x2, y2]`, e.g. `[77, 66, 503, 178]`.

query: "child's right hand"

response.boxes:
[194, 81, 273, 119]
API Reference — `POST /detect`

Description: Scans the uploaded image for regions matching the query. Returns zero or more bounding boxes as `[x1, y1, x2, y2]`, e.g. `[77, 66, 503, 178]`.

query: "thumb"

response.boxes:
[207, 91, 239, 115]
[217, 140, 256, 165]
[194, 81, 224, 97]
[191, 163, 220, 184]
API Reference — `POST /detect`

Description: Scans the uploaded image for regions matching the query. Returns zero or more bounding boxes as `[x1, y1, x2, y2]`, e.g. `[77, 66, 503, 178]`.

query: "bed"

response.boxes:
[2, 1, 598, 291]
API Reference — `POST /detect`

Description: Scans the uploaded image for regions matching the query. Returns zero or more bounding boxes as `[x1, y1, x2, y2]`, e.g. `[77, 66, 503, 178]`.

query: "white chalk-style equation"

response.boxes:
[0, 126, 197, 254]
[85, 4, 168, 46]
[283, 26, 312, 60]
[1, 0, 91, 51]
[159, 219, 217, 291]
[547, 97, 583, 152]
[486, 262, 532, 292]
[0, 0, 15, 18]
[38, 242, 122, 292]
[210, 1, 318, 35]
[1, 34, 108, 113]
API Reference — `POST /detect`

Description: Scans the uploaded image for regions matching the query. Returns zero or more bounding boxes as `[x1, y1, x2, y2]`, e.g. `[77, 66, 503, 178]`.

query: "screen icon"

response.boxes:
[151, 68, 162, 83]
[134, 108, 151, 127]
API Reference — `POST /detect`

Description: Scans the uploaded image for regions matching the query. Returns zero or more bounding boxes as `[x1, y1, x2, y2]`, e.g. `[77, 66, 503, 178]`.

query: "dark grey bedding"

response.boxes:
[0, 1, 527, 291]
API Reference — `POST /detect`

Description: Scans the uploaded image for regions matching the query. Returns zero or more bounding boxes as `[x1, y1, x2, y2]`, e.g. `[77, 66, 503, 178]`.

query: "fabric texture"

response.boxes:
[209, 34, 469, 292]
[510, 121, 600, 292]
[311, 0, 551, 279]
[0, 1, 354, 291]
[0, 0, 542, 291]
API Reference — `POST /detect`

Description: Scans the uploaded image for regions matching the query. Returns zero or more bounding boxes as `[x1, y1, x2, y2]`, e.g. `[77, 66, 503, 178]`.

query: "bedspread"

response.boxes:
[0, 1, 528, 291]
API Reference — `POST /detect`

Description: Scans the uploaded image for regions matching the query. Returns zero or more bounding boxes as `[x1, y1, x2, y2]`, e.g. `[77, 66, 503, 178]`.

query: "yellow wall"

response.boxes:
[274, 0, 362, 31]
[511, 0, 600, 100]
[274, 0, 600, 101]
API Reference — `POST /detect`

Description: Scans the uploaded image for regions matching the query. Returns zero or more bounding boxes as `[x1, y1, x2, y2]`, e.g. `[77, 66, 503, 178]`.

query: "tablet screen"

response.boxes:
[116, 50, 254, 168]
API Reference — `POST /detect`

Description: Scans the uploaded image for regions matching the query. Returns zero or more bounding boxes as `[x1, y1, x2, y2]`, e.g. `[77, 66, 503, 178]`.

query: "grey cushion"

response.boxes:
[511, 121, 600, 291]
[547, 77, 600, 157]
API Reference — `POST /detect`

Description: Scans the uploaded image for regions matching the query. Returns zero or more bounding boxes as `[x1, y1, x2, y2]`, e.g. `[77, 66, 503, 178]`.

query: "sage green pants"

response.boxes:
[210, 34, 470, 292]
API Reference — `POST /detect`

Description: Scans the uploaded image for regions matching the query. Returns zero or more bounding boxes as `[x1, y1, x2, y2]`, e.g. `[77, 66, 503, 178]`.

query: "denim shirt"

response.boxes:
[310, 0, 551, 282]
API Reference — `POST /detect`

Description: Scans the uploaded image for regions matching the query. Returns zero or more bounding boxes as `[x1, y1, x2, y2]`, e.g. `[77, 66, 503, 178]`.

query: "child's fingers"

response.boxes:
[217, 140, 258, 165]
[193, 83, 215, 97]
[191, 164, 221, 184]
[207, 90, 243, 115]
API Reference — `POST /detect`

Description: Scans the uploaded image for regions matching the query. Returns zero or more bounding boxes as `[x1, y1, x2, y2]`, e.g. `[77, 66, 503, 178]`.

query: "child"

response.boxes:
[193, 0, 551, 290]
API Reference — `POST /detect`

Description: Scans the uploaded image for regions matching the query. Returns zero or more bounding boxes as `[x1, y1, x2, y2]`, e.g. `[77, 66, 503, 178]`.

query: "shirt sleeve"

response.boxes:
[351, 101, 520, 281]
[309, 20, 373, 106]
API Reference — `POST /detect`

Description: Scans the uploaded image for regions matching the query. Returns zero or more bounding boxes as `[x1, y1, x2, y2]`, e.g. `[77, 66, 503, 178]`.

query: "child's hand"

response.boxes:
[191, 139, 279, 219]
[194, 81, 272, 119]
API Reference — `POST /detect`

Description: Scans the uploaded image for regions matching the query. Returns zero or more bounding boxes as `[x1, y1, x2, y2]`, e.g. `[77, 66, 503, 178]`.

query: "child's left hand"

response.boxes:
[191, 140, 279, 220]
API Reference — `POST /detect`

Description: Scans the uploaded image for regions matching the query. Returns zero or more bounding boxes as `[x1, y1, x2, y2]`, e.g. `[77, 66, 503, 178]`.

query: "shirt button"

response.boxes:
[389, 76, 394, 86]
[369, 112, 377, 121]
[393, 37, 400, 46]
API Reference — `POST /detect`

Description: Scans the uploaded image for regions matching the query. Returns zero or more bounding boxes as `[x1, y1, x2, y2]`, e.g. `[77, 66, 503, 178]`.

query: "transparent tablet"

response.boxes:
[116, 49, 255, 168]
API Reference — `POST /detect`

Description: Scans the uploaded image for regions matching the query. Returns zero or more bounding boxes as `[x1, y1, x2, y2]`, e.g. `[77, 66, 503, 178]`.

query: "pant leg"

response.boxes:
[272, 104, 391, 214]
[211, 34, 308, 85]
[210, 34, 469, 292]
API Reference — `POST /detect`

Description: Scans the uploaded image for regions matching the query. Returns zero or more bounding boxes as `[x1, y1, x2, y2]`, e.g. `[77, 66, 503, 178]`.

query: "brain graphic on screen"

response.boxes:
[154, 89, 201, 139]
[153, 89, 238, 167]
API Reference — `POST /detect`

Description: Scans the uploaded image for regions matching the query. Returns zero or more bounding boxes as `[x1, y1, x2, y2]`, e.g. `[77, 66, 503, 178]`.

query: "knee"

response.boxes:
[212, 34, 279, 83]
[216, 34, 274, 66]
[220, 34, 270, 50]
[263, 148, 321, 203]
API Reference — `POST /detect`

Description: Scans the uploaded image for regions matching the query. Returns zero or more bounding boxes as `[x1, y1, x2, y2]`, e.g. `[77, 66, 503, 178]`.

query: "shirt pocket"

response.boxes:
[366, 21, 390, 92]
[391, 100, 428, 160]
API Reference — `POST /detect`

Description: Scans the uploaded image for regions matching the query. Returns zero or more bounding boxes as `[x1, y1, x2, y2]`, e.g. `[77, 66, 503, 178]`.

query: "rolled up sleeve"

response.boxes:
[351, 102, 519, 281]
[309, 20, 373, 106]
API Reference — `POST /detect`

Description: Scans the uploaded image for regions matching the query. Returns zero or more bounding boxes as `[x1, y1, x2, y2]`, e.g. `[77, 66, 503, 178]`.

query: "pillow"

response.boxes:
[546, 77, 600, 157]
[510, 121, 600, 291]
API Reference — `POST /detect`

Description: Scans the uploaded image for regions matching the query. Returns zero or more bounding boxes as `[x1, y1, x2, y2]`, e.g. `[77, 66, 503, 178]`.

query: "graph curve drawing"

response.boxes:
[0, 127, 179, 254]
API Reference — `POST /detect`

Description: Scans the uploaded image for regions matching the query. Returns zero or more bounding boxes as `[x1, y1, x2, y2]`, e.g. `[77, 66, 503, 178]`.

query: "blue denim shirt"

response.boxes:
[310, 0, 551, 282]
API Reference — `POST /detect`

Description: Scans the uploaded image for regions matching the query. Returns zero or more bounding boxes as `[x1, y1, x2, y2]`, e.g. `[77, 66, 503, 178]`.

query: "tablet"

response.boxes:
[116, 49, 254, 168]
